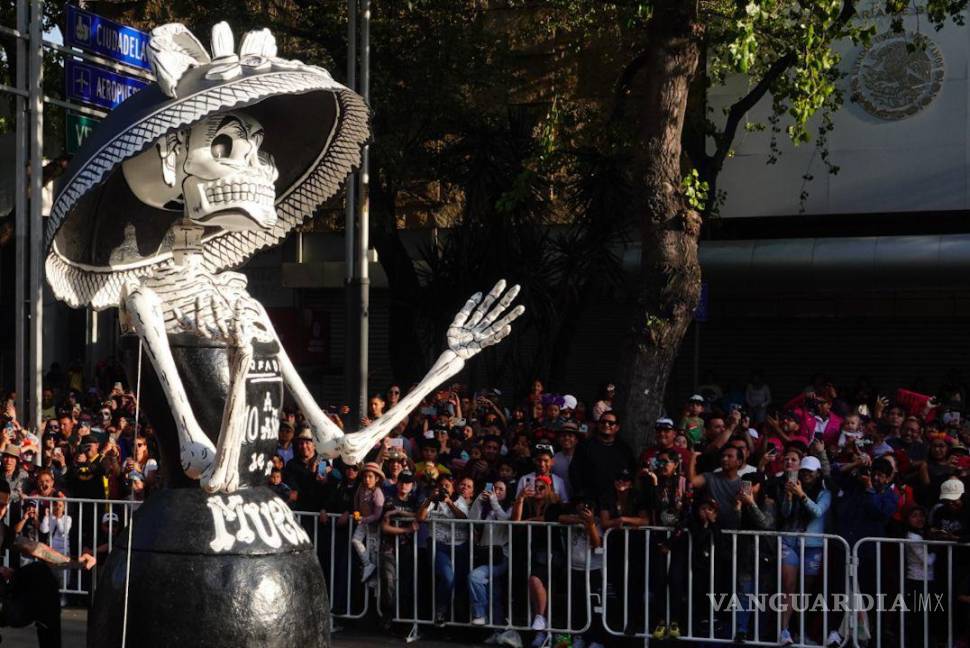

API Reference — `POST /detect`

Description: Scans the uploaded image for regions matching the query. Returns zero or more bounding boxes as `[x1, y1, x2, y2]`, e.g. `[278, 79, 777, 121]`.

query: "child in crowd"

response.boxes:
[351, 462, 386, 583]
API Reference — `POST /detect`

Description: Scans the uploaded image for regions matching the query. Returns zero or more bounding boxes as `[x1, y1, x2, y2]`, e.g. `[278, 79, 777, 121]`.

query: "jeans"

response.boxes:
[434, 541, 470, 615]
[469, 553, 509, 622]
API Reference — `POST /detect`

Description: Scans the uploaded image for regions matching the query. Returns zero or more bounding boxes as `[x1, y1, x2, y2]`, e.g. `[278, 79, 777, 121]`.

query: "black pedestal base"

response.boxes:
[87, 488, 330, 647]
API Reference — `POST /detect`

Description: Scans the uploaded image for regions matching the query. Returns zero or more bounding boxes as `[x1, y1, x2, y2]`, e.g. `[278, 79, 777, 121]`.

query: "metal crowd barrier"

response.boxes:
[851, 535, 969, 648]
[599, 527, 851, 647]
[384, 517, 596, 642]
[7, 496, 970, 648]
[4, 497, 371, 621]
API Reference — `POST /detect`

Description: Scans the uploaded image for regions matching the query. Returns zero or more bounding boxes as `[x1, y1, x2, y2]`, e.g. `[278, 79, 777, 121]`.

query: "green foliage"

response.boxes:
[680, 169, 709, 211]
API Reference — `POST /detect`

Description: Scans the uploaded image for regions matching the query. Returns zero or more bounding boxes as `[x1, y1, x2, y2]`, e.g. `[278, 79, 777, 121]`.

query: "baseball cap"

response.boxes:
[102, 512, 120, 524]
[940, 477, 965, 501]
[562, 395, 578, 411]
[398, 471, 415, 484]
[655, 417, 675, 430]
[559, 421, 580, 435]
[533, 443, 554, 458]
[614, 467, 634, 481]
[295, 429, 314, 441]
[688, 394, 705, 403]
[800, 456, 822, 472]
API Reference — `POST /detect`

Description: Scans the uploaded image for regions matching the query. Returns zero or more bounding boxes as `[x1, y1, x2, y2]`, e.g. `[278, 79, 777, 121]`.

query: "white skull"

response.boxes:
[122, 110, 279, 230]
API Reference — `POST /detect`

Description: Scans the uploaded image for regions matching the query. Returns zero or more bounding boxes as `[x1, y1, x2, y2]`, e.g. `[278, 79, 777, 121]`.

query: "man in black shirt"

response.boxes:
[283, 428, 330, 513]
[0, 480, 96, 648]
[568, 412, 636, 504]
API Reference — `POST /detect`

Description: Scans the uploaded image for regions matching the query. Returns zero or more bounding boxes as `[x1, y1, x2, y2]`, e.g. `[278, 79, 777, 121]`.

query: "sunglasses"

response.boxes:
[600, 420, 618, 427]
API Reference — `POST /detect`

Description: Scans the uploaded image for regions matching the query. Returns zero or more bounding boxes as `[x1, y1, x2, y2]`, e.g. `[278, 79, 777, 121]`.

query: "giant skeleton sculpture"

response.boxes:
[44, 22, 522, 648]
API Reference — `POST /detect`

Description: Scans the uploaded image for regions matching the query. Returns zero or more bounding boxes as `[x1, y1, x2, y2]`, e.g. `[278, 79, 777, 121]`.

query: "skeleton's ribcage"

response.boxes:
[142, 269, 271, 343]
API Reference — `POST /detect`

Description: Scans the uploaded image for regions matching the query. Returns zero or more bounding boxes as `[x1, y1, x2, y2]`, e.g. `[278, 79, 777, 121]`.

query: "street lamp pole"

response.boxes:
[346, 0, 371, 427]
[355, 0, 371, 426]
[344, 0, 358, 425]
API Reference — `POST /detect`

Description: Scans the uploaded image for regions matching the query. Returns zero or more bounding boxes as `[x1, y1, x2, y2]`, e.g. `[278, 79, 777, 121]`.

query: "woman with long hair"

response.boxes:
[512, 475, 562, 647]
[468, 480, 514, 634]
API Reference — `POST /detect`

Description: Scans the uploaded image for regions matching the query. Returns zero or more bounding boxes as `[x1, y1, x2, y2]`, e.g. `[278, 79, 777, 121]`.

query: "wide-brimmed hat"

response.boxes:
[45, 22, 369, 310]
[361, 461, 385, 481]
[1, 445, 20, 458]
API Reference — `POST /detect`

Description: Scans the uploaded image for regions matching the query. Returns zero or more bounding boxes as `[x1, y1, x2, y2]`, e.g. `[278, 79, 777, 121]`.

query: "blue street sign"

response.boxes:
[65, 5, 151, 71]
[65, 59, 148, 111]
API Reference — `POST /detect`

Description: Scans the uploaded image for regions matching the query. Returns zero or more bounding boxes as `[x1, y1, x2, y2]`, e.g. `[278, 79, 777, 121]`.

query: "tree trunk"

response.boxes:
[619, 4, 703, 452]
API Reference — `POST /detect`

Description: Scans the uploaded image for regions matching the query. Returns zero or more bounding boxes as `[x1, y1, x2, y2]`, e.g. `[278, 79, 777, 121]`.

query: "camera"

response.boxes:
[430, 488, 445, 503]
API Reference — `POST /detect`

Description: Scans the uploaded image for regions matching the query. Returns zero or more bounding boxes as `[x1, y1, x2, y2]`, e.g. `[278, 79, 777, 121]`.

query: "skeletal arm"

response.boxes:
[277, 280, 524, 464]
[123, 284, 216, 482]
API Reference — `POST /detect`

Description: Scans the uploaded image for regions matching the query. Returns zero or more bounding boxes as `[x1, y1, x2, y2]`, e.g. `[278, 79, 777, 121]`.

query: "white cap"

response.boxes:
[747, 427, 760, 439]
[655, 417, 675, 429]
[800, 456, 822, 472]
[688, 394, 705, 403]
[562, 394, 578, 411]
[940, 477, 965, 501]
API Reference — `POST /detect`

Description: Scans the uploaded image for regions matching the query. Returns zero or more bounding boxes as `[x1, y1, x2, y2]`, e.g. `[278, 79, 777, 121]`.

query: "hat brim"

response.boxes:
[940, 492, 963, 501]
[46, 62, 368, 310]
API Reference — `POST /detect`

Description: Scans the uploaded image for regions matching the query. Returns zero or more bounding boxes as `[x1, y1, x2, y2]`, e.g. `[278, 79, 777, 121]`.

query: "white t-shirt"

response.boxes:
[427, 497, 471, 546]
[905, 532, 935, 581]
[566, 523, 602, 571]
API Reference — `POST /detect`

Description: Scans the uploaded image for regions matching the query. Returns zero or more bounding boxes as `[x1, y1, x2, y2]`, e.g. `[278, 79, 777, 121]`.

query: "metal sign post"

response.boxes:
[14, 0, 27, 423]
[28, 0, 43, 430]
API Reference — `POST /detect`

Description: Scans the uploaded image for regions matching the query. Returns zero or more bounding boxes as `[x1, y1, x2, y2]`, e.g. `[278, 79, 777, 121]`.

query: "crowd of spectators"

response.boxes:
[7, 361, 970, 647]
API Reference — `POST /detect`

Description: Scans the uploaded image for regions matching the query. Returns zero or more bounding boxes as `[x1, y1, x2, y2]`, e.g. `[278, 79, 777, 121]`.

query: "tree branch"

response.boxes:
[608, 50, 651, 126]
[709, 0, 857, 174]
[710, 51, 795, 173]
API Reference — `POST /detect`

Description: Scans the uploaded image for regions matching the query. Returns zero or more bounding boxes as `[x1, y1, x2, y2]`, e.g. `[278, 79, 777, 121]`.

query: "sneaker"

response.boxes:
[531, 614, 547, 631]
[734, 631, 747, 644]
[668, 622, 681, 639]
[472, 616, 487, 626]
[497, 629, 524, 648]
[360, 562, 376, 583]
[531, 631, 549, 648]
[826, 630, 843, 647]
[780, 629, 794, 646]
[652, 623, 667, 640]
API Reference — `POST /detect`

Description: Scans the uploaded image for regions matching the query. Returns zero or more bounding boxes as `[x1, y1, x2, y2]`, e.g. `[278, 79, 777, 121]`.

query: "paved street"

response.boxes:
[0, 609, 494, 647]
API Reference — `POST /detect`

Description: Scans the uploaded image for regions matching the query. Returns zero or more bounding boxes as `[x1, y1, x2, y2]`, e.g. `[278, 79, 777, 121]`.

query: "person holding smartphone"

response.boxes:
[776, 456, 831, 645]
[468, 480, 513, 632]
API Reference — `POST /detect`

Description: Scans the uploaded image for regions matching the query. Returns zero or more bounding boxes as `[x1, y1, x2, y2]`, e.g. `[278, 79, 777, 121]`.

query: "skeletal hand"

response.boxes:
[447, 280, 525, 361]
[173, 291, 269, 347]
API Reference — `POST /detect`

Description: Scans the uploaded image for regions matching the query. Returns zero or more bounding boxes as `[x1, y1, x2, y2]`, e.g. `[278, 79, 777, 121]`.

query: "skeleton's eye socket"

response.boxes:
[211, 134, 234, 159]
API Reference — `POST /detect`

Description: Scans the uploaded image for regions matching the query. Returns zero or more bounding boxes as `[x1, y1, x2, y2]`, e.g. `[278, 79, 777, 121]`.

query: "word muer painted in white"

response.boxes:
[206, 494, 311, 553]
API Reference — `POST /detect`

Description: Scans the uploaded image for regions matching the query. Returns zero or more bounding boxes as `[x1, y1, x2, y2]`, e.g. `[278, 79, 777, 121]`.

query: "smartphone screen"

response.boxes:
[484, 483, 494, 493]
